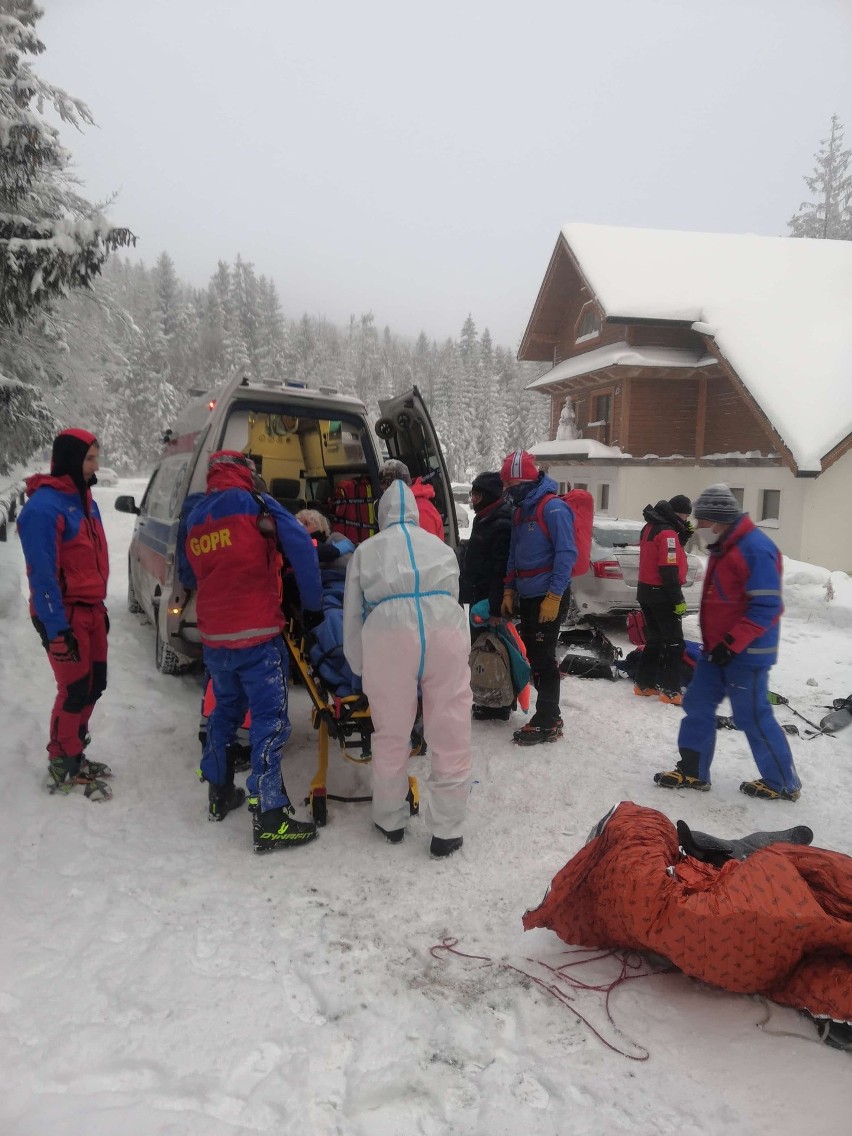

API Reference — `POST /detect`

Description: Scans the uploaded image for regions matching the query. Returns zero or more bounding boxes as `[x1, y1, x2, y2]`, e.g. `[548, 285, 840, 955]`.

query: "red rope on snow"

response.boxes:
[430, 937, 675, 1061]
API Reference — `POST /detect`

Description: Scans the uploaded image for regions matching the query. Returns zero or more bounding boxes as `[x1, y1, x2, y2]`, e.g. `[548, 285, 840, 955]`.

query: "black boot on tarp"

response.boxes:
[676, 819, 814, 867]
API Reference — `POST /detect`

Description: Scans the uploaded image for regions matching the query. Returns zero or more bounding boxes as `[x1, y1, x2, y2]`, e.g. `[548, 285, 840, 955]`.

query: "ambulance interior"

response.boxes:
[219, 408, 378, 540]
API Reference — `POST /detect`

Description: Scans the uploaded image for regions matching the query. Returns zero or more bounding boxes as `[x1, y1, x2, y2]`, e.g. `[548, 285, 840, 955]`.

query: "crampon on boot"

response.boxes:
[653, 768, 711, 791]
[739, 779, 801, 802]
[253, 803, 318, 852]
[513, 717, 563, 746]
[46, 756, 112, 802]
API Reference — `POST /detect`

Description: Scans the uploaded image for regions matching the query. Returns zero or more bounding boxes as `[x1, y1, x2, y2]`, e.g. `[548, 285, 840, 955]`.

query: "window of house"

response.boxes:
[575, 303, 601, 344]
[730, 487, 745, 509]
[598, 483, 610, 511]
[588, 392, 612, 445]
[573, 482, 589, 491]
[760, 489, 781, 523]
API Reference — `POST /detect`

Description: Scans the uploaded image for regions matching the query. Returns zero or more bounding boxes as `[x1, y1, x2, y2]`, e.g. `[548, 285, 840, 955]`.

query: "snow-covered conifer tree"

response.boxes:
[789, 114, 852, 240]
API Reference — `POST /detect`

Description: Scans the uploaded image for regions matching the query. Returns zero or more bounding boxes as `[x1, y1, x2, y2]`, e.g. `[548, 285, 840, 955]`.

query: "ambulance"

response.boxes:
[115, 373, 458, 673]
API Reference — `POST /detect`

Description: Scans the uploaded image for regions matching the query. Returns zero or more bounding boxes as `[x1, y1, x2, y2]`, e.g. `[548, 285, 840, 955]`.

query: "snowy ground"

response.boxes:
[1, 479, 851, 1136]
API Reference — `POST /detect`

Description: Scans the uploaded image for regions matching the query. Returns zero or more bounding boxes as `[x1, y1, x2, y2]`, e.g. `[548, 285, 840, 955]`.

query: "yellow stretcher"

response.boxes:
[283, 623, 419, 827]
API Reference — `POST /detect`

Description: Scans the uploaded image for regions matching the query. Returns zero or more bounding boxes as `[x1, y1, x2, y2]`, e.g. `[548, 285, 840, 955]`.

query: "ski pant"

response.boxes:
[518, 589, 571, 727]
[677, 656, 801, 793]
[33, 605, 108, 760]
[361, 621, 472, 840]
[636, 601, 684, 695]
[201, 637, 291, 813]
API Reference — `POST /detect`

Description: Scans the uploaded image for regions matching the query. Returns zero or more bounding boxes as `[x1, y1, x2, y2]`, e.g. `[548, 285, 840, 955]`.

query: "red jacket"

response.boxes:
[638, 525, 687, 587]
[17, 474, 109, 639]
[183, 463, 322, 649]
[411, 478, 445, 540]
[700, 514, 783, 664]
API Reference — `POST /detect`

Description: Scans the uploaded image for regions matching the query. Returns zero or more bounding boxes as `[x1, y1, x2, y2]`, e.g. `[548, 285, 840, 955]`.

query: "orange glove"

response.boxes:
[538, 592, 562, 623]
[500, 589, 517, 618]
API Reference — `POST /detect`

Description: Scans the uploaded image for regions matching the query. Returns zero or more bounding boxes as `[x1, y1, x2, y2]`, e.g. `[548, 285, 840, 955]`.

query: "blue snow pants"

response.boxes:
[677, 656, 801, 794]
[201, 637, 291, 812]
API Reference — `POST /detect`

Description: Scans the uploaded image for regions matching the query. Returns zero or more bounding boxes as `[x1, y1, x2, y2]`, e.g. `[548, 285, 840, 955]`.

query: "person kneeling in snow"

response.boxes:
[342, 480, 472, 856]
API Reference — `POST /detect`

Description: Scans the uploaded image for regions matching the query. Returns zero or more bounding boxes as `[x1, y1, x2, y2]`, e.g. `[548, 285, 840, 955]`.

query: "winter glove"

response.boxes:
[500, 589, 517, 618]
[104, 609, 110, 634]
[538, 592, 563, 623]
[708, 635, 737, 667]
[673, 601, 688, 617]
[49, 630, 80, 664]
[302, 608, 324, 632]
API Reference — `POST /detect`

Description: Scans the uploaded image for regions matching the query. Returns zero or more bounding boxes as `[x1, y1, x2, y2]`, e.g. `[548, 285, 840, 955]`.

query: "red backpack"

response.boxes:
[626, 609, 647, 646]
[516, 488, 594, 578]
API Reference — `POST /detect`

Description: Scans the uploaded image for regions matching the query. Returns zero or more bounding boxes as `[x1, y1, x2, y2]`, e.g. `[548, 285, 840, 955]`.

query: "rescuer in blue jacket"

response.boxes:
[500, 450, 576, 746]
[654, 484, 801, 801]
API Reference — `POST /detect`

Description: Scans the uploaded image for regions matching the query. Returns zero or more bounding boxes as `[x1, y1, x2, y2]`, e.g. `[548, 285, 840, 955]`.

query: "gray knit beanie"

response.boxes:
[692, 484, 741, 523]
[379, 459, 412, 486]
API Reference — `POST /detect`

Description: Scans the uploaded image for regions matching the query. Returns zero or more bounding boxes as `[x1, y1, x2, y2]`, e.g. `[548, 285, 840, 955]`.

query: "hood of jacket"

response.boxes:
[514, 472, 559, 515]
[642, 500, 679, 527]
[206, 462, 255, 493]
[377, 479, 420, 530]
[25, 472, 86, 500]
[411, 477, 435, 502]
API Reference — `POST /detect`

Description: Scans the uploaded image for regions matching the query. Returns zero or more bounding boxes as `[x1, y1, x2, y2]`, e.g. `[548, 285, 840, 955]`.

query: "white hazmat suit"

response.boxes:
[343, 480, 472, 840]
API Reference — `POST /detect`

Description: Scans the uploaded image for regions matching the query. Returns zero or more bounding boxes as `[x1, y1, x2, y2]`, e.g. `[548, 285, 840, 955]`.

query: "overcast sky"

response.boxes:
[42, 0, 852, 348]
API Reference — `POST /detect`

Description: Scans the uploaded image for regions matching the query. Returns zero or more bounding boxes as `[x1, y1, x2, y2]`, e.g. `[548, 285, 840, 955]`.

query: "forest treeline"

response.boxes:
[37, 251, 551, 478]
[1, 4, 848, 480]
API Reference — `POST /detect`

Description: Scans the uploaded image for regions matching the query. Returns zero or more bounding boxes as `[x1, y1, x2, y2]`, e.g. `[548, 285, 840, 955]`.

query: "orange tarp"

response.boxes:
[522, 802, 852, 1022]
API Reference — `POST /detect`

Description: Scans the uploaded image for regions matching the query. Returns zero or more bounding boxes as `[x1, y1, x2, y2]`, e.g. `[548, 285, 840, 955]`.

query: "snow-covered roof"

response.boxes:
[527, 344, 715, 391]
[558, 224, 852, 472]
[530, 438, 628, 460]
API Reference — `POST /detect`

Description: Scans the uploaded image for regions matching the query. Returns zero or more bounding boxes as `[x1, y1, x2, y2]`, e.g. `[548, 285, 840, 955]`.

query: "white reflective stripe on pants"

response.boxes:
[361, 620, 472, 839]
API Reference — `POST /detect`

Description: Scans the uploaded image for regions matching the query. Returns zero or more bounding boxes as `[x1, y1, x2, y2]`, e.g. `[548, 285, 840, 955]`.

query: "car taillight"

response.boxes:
[592, 559, 623, 579]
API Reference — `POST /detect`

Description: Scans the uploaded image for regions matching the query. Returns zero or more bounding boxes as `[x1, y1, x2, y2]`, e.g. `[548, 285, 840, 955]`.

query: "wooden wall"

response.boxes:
[703, 373, 773, 456]
[623, 376, 700, 456]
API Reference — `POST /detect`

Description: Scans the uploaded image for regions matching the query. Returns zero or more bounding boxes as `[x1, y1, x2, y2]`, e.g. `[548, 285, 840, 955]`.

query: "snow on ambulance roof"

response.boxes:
[561, 223, 852, 473]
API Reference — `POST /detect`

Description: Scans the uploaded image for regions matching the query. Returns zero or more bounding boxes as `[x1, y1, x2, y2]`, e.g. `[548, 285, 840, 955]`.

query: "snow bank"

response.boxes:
[784, 557, 852, 628]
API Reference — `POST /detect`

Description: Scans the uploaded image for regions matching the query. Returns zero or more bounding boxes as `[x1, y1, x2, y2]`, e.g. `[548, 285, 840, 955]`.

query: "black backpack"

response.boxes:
[558, 627, 621, 681]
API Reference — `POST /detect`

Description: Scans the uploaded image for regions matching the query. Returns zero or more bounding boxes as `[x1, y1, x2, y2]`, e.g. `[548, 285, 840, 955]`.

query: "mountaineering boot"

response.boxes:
[739, 779, 801, 802]
[653, 768, 711, 791]
[513, 719, 563, 746]
[208, 782, 247, 821]
[375, 823, 405, 844]
[633, 685, 657, 698]
[430, 835, 463, 858]
[676, 819, 813, 867]
[80, 756, 113, 779]
[46, 755, 112, 801]
[227, 741, 251, 773]
[658, 691, 683, 706]
[253, 804, 318, 852]
[472, 705, 512, 721]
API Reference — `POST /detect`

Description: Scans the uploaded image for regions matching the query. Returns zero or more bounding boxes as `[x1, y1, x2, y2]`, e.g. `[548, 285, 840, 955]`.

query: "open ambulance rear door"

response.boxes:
[376, 387, 460, 550]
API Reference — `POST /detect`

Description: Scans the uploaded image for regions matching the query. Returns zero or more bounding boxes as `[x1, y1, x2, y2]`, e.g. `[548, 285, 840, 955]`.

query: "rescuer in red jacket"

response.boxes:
[378, 459, 445, 540]
[17, 429, 112, 800]
[181, 451, 324, 851]
[634, 494, 693, 705]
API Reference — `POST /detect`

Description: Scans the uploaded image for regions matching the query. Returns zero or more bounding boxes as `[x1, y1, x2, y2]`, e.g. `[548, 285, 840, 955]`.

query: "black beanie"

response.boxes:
[471, 471, 502, 499]
[51, 429, 98, 498]
[668, 494, 692, 515]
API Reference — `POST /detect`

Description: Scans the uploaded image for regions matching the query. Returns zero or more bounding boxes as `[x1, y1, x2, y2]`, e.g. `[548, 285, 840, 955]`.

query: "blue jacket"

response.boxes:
[17, 474, 109, 639]
[701, 515, 783, 667]
[505, 474, 577, 598]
